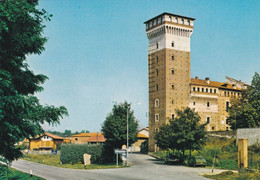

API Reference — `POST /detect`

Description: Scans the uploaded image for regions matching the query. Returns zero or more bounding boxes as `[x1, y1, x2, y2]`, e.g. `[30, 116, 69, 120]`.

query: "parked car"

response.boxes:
[165, 153, 182, 165]
[186, 156, 207, 167]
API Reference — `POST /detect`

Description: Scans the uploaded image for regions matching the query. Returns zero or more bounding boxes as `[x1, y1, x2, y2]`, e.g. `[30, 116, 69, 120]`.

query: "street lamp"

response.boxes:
[126, 107, 129, 166]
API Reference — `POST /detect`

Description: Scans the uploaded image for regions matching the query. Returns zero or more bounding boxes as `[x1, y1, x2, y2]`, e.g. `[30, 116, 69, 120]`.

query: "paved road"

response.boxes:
[12, 153, 223, 180]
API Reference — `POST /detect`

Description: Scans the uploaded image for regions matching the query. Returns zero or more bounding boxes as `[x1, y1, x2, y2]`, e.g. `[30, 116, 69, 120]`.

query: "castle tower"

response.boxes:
[145, 13, 195, 152]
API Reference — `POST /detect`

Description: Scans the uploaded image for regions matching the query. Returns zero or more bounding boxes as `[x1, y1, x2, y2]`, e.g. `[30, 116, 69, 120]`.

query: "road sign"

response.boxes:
[122, 145, 126, 150]
[114, 149, 126, 154]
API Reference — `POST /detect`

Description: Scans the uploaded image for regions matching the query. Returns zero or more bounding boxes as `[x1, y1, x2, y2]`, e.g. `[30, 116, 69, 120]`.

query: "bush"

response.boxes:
[60, 144, 103, 164]
[0, 164, 7, 180]
[219, 159, 237, 169]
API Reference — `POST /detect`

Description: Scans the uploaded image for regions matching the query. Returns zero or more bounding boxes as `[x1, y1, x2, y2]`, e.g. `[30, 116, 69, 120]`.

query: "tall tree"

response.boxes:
[0, 0, 68, 161]
[227, 72, 260, 129]
[155, 107, 207, 158]
[102, 101, 138, 162]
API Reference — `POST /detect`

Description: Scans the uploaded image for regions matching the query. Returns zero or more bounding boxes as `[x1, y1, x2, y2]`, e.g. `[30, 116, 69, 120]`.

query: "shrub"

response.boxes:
[60, 144, 103, 164]
[0, 164, 7, 180]
[219, 159, 237, 169]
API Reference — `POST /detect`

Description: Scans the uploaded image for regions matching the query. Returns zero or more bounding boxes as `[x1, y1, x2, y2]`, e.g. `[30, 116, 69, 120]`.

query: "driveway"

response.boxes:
[11, 153, 222, 180]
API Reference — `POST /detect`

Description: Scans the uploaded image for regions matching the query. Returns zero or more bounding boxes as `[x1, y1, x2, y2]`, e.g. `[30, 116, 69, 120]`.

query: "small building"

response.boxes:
[71, 132, 106, 144]
[29, 133, 69, 151]
[132, 127, 149, 152]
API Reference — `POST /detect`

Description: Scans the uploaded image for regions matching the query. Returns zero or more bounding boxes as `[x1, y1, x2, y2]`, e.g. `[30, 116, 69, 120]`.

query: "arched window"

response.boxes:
[171, 41, 174, 47]
[171, 84, 174, 89]
[187, 19, 190, 25]
[171, 69, 174, 75]
[156, 84, 159, 91]
[156, 69, 159, 76]
[171, 55, 174, 60]
[155, 99, 159, 107]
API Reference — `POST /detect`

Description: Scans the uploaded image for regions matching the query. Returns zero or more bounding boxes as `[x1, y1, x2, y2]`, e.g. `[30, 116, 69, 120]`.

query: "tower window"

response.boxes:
[181, 18, 184, 24]
[171, 41, 174, 47]
[171, 55, 174, 60]
[193, 102, 195, 105]
[226, 101, 229, 111]
[207, 101, 210, 107]
[172, 100, 174, 104]
[207, 117, 210, 123]
[212, 126, 215, 130]
[155, 114, 159, 121]
[210, 89, 212, 93]
[155, 128, 159, 133]
[171, 114, 174, 119]
[155, 99, 159, 107]
[156, 69, 159, 76]
[197, 87, 200, 92]
[156, 43, 159, 49]
[214, 89, 216, 93]
[187, 19, 190, 25]
[202, 88, 204, 92]
[171, 69, 174, 75]
[156, 56, 158, 63]
[206, 88, 208, 93]
[175, 17, 178, 23]
[224, 91, 226, 97]
[171, 84, 174, 89]
[193, 87, 195, 91]
[156, 84, 159, 91]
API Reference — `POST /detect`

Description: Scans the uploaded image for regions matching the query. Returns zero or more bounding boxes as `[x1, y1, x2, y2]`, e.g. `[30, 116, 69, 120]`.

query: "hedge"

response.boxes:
[60, 144, 103, 164]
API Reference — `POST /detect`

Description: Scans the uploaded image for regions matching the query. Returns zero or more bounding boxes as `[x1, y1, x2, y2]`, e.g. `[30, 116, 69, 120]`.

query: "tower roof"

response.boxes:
[144, 12, 195, 24]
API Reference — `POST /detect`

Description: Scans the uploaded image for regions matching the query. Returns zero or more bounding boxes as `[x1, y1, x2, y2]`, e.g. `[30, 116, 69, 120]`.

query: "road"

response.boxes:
[11, 153, 223, 180]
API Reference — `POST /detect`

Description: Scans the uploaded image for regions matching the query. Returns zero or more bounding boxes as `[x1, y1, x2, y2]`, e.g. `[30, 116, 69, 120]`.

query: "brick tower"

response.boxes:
[145, 13, 195, 152]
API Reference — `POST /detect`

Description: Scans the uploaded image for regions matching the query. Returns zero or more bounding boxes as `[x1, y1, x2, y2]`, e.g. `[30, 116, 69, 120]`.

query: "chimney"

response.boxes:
[195, 76, 198, 80]
[205, 77, 210, 84]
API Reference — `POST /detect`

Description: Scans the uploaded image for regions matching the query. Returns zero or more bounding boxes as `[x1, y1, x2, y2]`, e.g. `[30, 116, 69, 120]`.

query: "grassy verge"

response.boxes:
[150, 136, 238, 169]
[0, 164, 44, 180]
[22, 154, 124, 169]
[203, 170, 260, 180]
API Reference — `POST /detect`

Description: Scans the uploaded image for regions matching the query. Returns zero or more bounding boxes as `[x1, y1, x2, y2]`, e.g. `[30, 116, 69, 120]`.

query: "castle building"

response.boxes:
[144, 12, 247, 152]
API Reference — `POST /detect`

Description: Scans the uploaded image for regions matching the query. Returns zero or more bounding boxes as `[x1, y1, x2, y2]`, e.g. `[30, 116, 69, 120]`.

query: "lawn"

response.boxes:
[0, 164, 44, 180]
[203, 170, 260, 180]
[23, 154, 124, 169]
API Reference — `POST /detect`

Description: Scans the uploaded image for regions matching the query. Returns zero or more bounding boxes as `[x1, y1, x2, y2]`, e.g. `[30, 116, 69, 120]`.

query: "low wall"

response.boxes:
[236, 128, 260, 146]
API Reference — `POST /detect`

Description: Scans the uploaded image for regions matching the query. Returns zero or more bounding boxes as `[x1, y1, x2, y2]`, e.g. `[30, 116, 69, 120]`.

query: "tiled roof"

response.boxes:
[88, 134, 106, 142]
[71, 133, 91, 137]
[191, 78, 242, 91]
[137, 133, 148, 138]
[30, 132, 66, 140]
[44, 133, 65, 140]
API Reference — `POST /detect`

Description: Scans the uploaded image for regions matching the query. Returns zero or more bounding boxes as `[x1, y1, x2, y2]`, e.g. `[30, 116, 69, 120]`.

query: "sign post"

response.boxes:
[114, 149, 127, 166]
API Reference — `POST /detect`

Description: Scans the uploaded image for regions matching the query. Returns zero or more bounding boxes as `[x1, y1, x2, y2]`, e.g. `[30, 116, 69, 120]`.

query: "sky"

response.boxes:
[27, 0, 260, 133]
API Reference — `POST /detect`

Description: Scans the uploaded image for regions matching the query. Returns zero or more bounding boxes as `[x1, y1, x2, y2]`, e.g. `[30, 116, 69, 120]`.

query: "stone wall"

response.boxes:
[237, 128, 260, 146]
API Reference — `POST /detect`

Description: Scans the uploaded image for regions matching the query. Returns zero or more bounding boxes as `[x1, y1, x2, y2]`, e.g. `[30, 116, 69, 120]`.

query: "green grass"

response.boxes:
[0, 164, 44, 180]
[23, 154, 124, 169]
[203, 170, 260, 180]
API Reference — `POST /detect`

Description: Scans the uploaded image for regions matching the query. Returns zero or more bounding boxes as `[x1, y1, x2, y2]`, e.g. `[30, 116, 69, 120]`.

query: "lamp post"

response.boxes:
[126, 107, 129, 166]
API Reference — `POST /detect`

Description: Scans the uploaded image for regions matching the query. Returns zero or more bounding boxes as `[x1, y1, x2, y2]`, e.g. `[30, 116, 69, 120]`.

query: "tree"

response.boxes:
[64, 130, 72, 137]
[155, 107, 207, 158]
[101, 101, 138, 162]
[0, 0, 68, 161]
[227, 72, 260, 129]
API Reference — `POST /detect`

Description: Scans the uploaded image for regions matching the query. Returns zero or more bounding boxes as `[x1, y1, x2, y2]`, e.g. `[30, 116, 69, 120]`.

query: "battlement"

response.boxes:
[144, 12, 195, 31]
